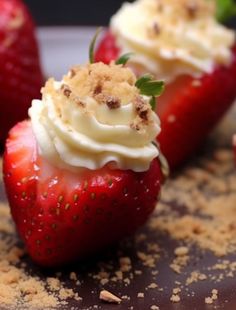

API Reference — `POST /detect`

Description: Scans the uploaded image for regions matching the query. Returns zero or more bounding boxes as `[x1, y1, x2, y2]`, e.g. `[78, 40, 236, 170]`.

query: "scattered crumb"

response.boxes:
[137, 292, 144, 298]
[170, 294, 181, 303]
[174, 246, 189, 256]
[186, 271, 207, 285]
[205, 289, 219, 304]
[147, 283, 158, 289]
[173, 288, 181, 294]
[205, 297, 213, 304]
[99, 290, 121, 304]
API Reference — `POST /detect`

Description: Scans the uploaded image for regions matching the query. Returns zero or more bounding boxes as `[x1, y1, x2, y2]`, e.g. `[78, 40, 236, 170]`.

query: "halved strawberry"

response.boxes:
[3, 121, 163, 266]
[0, 0, 43, 142]
[95, 32, 236, 169]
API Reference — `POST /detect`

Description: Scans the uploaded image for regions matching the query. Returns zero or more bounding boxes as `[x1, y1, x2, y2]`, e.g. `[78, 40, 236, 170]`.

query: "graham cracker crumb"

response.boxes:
[205, 289, 218, 304]
[173, 288, 181, 294]
[170, 294, 181, 303]
[205, 297, 213, 304]
[186, 271, 207, 285]
[47, 277, 61, 291]
[99, 290, 121, 304]
[147, 283, 158, 289]
[174, 246, 189, 256]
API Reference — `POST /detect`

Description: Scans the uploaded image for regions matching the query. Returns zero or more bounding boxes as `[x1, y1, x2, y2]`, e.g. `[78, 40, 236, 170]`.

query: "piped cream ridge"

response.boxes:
[111, 0, 235, 83]
[29, 62, 161, 172]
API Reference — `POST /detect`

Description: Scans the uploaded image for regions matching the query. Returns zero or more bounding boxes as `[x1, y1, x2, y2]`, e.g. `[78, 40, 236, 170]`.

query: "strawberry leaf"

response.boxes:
[135, 74, 164, 110]
[136, 73, 164, 97]
[216, 0, 236, 23]
[135, 74, 154, 89]
[115, 53, 134, 65]
[89, 27, 102, 64]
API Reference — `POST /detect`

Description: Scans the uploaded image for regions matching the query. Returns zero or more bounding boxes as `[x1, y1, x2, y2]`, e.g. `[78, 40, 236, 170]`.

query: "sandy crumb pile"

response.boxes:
[150, 148, 236, 256]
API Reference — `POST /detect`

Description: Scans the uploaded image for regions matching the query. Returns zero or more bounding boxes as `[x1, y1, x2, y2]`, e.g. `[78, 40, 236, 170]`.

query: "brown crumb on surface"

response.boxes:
[173, 288, 181, 294]
[170, 252, 189, 274]
[170, 294, 181, 303]
[47, 277, 61, 291]
[186, 271, 207, 285]
[205, 296, 213, 304]
[99, 290, 121, 304]
[137, 292, 144, 298]
[147, 283, 158, 289]
[205, 289, 219, 304]
[137, 251, 158, 268]
[174, 246, 189, 256]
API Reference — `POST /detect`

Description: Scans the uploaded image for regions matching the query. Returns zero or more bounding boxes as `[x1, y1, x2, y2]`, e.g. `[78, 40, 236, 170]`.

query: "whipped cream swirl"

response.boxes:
[111, 0, 235, 83]
[29, 63, 161, 172]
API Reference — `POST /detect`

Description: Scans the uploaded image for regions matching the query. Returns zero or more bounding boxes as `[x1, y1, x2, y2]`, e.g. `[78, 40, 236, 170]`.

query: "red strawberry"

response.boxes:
[95, 32, 236, 169]
[3, 120, 163, 267]
[0, 0, 43, 143]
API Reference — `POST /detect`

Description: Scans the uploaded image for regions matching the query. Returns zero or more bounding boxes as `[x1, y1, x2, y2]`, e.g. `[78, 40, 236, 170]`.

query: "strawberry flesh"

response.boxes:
[3, 121, 162, 266]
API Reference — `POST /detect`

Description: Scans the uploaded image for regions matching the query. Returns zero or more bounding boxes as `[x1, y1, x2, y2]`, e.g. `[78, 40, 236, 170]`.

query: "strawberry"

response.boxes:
[95, 32, 236, 169]
[3, 120, 163, 267]
[0, 0, 43, 143]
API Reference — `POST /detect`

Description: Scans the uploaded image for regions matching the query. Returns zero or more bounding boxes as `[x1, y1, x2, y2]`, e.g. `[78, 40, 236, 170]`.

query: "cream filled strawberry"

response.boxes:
[95, 0, 236, 168]
[3, 45, 166, 266]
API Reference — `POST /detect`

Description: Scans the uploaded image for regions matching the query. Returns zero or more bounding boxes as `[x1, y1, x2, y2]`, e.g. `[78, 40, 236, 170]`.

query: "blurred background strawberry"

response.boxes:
[0, 0, 43, 144]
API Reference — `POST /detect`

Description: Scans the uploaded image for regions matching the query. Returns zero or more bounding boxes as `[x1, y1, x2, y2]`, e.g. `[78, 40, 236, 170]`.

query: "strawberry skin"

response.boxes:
[0, 0, 43, 143]
[3, 121, 163, 267]
[95, 32, 236, 169]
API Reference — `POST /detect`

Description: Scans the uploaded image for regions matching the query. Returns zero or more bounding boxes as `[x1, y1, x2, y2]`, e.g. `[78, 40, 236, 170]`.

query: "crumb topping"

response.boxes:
[63, 62, 137, 103]
[42, 62, 156, 132]
[155, 0, 216, 20]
